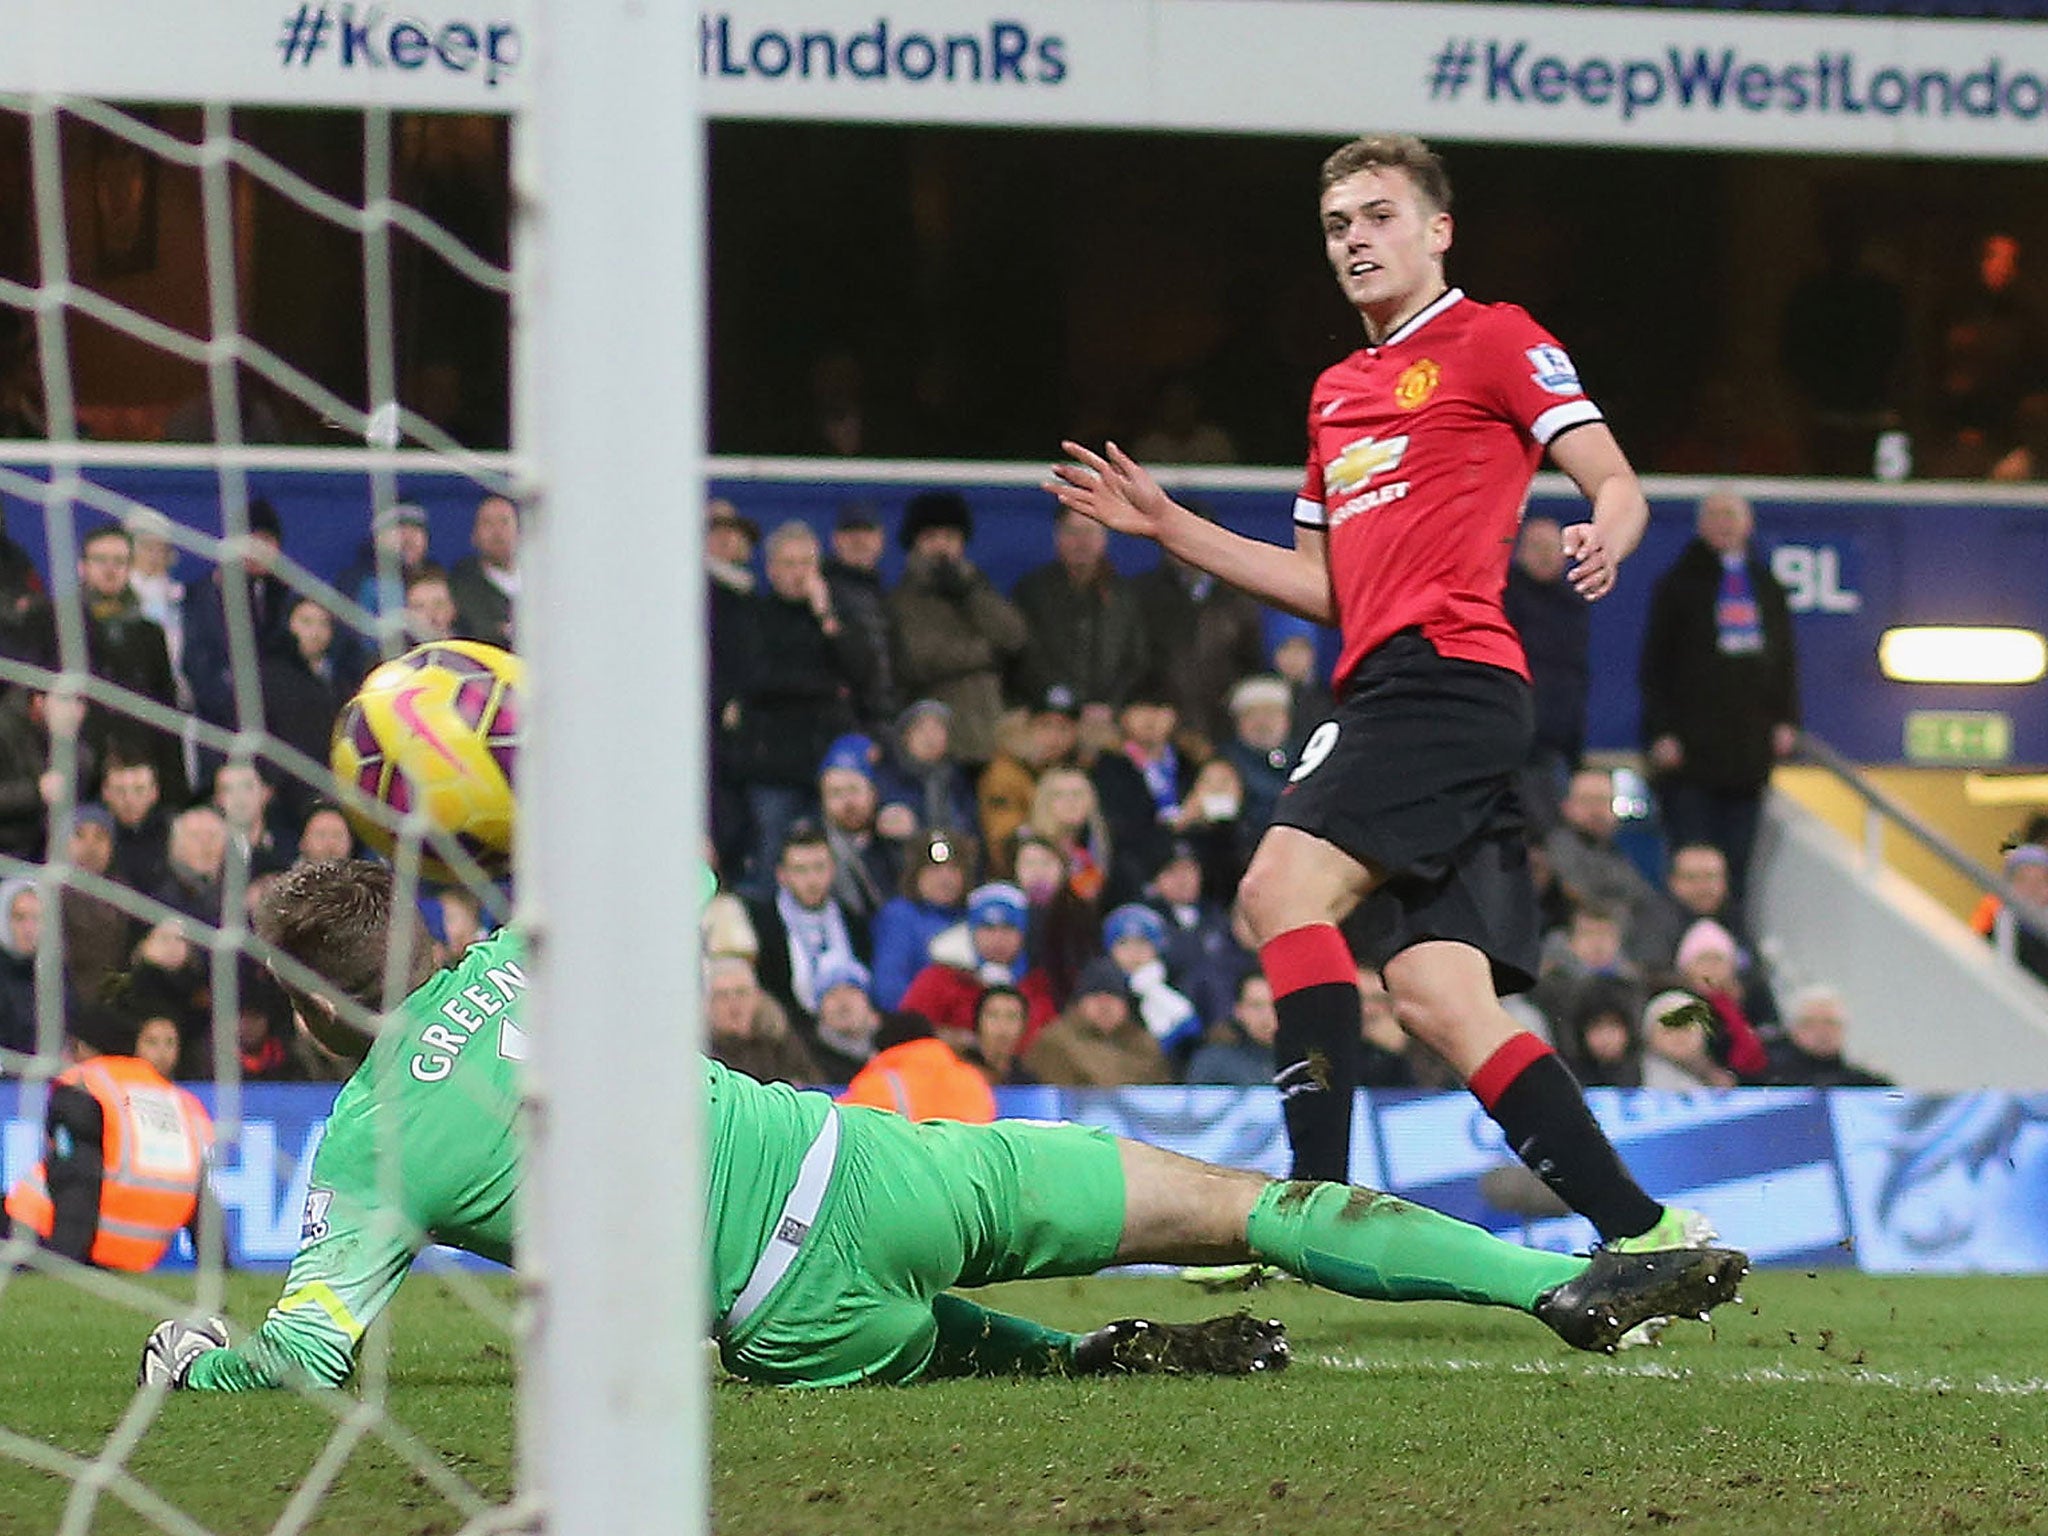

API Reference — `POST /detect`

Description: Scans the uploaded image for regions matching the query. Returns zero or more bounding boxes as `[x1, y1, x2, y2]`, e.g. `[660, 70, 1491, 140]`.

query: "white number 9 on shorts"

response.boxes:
[1288, 721, 1339, 783]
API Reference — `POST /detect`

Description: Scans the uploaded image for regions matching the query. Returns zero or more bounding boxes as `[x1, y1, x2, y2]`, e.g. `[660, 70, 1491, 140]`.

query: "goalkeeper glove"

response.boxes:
[139, 1316, 230, 1388]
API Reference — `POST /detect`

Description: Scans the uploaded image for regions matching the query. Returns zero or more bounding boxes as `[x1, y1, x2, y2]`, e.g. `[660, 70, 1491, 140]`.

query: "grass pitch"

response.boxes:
[1, 1269, 2045, 1534]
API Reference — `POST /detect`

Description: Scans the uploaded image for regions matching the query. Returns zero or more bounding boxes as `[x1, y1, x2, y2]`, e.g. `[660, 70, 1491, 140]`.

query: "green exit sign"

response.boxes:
[1903, 710, 2012, 765]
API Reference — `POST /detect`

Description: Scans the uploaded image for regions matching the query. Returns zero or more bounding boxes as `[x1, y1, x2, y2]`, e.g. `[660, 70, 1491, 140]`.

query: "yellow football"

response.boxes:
[329, 639, 523, 885]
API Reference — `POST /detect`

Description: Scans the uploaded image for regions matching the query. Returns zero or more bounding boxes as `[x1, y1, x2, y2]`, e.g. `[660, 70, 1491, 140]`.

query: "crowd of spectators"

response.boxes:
[697, 484, 1894, 1102]
[0, 490, 526, 1083]
[0, 474, 1934, 1101]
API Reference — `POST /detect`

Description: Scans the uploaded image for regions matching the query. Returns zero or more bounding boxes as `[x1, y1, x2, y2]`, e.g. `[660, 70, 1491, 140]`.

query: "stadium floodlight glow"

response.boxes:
[1878, 627, 2048, 685]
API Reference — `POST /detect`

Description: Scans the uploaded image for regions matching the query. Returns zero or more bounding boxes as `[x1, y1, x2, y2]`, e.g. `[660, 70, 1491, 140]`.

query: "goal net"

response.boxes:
[0, 4, 706, 1532]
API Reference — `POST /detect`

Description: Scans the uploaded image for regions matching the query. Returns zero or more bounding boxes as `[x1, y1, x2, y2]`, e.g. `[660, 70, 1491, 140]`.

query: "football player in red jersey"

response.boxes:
[1048, 133, 1710, 1255]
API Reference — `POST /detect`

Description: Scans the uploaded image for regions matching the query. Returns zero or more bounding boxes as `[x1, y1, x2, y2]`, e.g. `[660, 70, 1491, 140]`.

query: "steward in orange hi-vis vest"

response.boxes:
[5, 1007, 214, 1271]
[840, 1036, 996, 1124]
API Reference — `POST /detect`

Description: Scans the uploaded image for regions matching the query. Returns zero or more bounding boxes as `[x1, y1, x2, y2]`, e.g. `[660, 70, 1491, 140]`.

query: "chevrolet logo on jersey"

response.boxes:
[1325, 434, 1409, 498]
[1325, 434, 1413, 528]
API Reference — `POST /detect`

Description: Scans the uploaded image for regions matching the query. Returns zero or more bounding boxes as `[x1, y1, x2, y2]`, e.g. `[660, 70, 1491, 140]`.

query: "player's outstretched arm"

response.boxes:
[1548, 424, 1648, 601]
[144, 1188, 423, 1391]
[1045, 440, 1337, 624]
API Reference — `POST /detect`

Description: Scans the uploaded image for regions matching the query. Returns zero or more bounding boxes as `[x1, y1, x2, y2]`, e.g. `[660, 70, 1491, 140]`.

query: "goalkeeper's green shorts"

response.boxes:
[719, 1108, 1126, 1387]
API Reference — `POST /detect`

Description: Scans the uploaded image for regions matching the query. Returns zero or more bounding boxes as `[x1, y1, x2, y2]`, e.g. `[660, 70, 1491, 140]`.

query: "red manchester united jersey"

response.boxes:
[1296, 287, 1603, 686]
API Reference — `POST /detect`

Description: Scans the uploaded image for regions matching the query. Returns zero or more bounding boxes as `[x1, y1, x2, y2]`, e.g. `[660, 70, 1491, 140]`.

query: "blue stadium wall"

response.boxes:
[2, 461, 2044, 766]
[5, 1080, 2045, 1273]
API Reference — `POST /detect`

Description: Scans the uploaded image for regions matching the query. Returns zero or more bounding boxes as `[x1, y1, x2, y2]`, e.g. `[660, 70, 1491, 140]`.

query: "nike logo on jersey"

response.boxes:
[1319, 396, 1346, 418]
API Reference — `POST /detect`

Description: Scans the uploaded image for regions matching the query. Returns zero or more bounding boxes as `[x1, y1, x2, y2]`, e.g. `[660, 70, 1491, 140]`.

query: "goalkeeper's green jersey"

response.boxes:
[185, 930, 820, 1391]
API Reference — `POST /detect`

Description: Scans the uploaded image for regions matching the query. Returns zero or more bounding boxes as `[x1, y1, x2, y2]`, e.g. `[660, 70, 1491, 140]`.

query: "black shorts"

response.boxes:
[1270, 631, 1541, 995]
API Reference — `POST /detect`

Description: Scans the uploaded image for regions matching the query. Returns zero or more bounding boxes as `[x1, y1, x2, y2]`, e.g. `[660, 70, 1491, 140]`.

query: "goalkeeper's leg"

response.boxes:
[1116, 1139, 1582, 1308]
[1113, 1139, 1747, 1350]
[923, 1293, 1079, 1377]
[924, 1294, 1288, 1379]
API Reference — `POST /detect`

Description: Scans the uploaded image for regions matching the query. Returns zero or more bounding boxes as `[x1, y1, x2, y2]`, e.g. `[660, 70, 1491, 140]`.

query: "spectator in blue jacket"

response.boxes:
[868, 829, 972, 1011]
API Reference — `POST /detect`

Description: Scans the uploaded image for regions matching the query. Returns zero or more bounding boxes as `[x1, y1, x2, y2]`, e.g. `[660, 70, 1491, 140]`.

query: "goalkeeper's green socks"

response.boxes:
[925, 1293, 1079, 1378]
[1246, 1180, 1586, 1312]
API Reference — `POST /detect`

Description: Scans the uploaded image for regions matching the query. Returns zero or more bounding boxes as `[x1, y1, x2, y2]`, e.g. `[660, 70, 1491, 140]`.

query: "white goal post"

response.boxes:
[518, 2, 707, 1533]
[2, 3, 709, 1533]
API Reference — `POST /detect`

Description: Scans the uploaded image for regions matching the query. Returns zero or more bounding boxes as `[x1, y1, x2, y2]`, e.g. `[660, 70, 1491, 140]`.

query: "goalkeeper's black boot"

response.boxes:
[1071, 1312, 1289, 1376]
[1535, 1245, 1749, 1354]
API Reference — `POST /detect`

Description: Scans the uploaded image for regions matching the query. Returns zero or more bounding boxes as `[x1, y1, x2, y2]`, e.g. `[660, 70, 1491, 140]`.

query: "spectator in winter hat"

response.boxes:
[897, 489, 973, 553]
[818, 732, 896, 926]
[346, 500, 432, 619]
[1101, 901, 1200, 1061]
[801, 955, 889, 1086]
[874, 699, 977, 844]
[898, 881, 1057, 1046]
[1263, 612, 1332, 752]
[967, 880, 1030, 936]
[1022, 955, 1172, 1088]
[1221, 674, 1295, 836]
[1143, 837, 1253, 1034]
[885, 490, 1028, 767]
[1673, 918, 1768, 1082]
[57, 804, 134, 1005]
[1640, 987, 1735, 1091]
[1674, 917, 1739, 974]
[824, 502, 897, 730]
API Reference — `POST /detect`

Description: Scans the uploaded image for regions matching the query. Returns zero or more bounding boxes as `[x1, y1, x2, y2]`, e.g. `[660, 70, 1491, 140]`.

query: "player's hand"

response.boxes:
[139, 1316, 230, 1388]
[1044, 441, 1177, 540]
[1560, 522, 1618, 600]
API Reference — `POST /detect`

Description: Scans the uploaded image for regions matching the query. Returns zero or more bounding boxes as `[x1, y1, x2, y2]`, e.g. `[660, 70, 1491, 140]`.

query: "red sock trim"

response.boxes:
[1468, 1033, 1555, 1110]
[1259, 924, 1355, 998]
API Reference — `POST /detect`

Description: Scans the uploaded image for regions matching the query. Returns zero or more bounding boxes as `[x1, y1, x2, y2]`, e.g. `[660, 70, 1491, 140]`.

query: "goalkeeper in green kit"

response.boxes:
[142, 860, 1748, 1392]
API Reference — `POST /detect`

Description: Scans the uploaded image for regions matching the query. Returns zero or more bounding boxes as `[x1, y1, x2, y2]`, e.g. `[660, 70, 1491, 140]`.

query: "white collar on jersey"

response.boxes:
[1373, 286, 1465, 350]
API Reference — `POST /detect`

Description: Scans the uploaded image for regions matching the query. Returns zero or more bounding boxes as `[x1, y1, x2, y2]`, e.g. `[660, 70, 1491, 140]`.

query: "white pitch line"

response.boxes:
[1310, 1354, 2048, 1395]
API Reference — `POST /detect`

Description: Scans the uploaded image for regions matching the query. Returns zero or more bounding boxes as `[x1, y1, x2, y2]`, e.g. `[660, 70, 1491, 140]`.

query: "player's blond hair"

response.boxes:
[1319, 134, 1453, 213]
